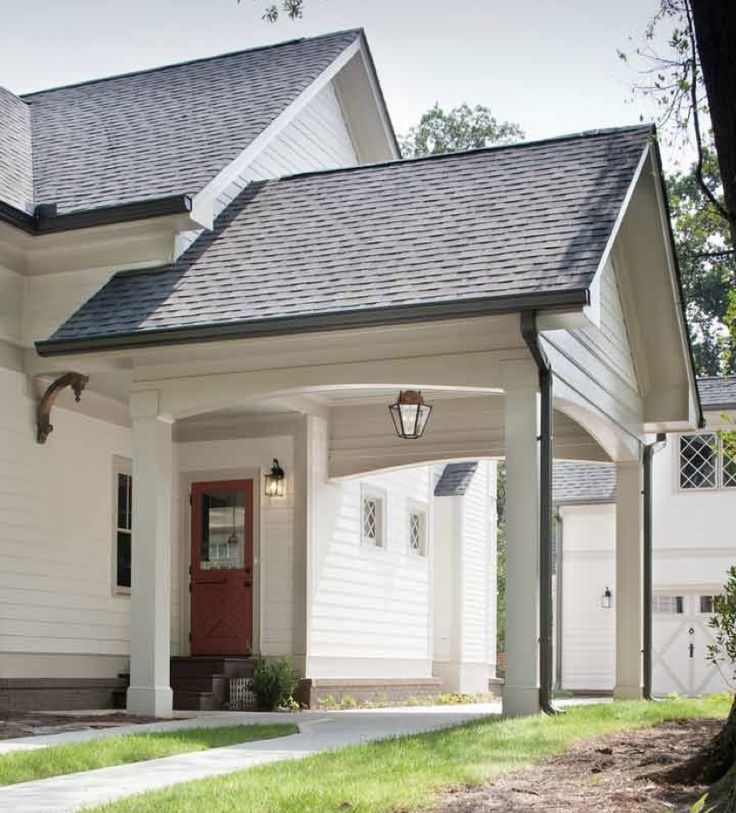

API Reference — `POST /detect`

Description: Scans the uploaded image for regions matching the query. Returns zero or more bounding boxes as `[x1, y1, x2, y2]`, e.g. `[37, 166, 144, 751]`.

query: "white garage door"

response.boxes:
[652, 592, 728, 696]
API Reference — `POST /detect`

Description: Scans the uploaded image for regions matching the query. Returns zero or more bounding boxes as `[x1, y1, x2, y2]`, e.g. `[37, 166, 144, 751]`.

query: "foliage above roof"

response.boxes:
[38, 126, 652, 353]
[7, 30, 360, 215]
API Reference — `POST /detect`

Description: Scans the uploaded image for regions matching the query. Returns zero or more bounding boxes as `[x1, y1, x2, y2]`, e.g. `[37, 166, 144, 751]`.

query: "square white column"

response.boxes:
[502, 364, 541, 716]
[614, 456, 644, 700]
[126, 391, 174, 717]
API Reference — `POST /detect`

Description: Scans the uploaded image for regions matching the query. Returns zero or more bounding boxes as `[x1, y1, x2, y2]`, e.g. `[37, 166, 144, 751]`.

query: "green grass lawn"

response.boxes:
[0, 723, 296, 787]
[87, 695, 731, 813]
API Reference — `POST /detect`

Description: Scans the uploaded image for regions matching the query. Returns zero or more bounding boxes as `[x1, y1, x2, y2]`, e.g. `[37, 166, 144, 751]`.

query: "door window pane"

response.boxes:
[200, 490, 246, 570]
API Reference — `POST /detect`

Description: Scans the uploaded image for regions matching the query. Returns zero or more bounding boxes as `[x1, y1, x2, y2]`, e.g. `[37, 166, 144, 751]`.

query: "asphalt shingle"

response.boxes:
[21, 31, 359, 215]
[43, 126, 651, 348]
[698, 376, 736, 409]
[0, 87, 33, 212]
[553, 461, 617, 505]
[434, 463, 479, 497]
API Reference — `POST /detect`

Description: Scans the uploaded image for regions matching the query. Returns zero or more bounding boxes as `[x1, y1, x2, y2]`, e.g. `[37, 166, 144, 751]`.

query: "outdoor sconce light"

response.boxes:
[388, 390, 432, 440]
[264, 458, 285, 497]
[601, 587, 613, 609]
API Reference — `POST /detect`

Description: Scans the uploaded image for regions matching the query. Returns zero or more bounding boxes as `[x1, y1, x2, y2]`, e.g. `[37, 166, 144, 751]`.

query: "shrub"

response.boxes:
[251, 657, 298, 711]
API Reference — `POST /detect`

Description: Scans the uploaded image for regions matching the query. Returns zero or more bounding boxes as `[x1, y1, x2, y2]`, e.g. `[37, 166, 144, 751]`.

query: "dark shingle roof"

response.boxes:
[41, 126, 651, 350]
[553, 461, 617, 505]
[435, 463, 479, 496]
[698, 376, 736, 409]
[0, 87, 33, 212]
[21, 31, 359, 215]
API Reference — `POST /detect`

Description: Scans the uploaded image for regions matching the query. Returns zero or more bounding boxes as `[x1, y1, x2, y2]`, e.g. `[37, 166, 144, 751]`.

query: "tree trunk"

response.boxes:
[689, 0, 736, 246]
[665, 695, 736, 785]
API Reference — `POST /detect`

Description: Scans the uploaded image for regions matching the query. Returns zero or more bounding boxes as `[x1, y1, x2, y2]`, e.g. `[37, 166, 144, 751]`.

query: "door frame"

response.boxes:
[179, 467, 262, 656]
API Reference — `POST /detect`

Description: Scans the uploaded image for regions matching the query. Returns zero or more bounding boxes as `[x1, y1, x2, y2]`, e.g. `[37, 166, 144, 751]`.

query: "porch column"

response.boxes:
[126, 391, 174, 717]
[502, 364, 541, 716]
[614, 455, 644, 700]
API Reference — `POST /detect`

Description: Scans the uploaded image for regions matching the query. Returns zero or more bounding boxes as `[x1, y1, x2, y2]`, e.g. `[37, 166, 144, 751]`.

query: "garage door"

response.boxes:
[652, 592, 728, 696]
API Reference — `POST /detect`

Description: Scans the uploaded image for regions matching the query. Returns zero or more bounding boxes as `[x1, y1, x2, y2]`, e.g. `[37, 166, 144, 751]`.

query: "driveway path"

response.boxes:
[0, 704, 500, 813]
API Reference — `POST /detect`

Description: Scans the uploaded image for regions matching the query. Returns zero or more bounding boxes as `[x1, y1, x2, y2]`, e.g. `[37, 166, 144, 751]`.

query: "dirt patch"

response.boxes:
[433, 718, 721, 813]
[0, 712, 164, 740]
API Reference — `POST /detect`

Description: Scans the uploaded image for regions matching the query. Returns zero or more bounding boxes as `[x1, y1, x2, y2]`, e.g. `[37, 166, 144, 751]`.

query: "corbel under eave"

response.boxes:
[36, 372, 89, 444]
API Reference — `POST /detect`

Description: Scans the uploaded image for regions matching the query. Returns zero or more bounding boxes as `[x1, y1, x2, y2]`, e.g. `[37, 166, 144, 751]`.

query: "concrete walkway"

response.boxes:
[0, 704, 500, 813]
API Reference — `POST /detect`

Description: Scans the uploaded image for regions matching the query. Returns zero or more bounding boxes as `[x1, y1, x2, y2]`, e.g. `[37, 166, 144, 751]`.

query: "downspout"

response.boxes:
[642, 432, 667, 700]
[520, 311, 557, 716]
[554, 509, 564, 691]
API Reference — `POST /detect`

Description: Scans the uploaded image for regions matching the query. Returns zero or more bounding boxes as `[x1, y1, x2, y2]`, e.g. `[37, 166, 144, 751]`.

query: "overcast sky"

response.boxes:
[2, 0, 675, 158]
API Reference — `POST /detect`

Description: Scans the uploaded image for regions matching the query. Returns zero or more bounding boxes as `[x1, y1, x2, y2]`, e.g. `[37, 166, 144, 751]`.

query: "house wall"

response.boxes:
[0, 365, 132, 679]
[559, 420, 735, 694]
[306, 463, 434, 680]
[432, 462, 496, 693]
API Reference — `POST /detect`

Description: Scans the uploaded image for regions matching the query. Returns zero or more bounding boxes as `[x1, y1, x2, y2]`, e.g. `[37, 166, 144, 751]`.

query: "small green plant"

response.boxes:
[251, 657, 298, 711]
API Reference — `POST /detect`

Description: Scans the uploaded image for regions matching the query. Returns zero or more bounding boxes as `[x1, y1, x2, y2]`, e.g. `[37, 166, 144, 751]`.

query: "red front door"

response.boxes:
[190, 479, 253, 656]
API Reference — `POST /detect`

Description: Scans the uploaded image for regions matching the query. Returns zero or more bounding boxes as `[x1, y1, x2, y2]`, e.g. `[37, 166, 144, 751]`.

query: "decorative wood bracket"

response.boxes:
[36, 372, 89, 444]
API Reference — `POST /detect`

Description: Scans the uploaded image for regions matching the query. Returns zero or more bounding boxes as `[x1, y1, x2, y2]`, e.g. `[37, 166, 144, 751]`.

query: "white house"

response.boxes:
[555, 375, 736, 696]
[0, 28, 700, 718]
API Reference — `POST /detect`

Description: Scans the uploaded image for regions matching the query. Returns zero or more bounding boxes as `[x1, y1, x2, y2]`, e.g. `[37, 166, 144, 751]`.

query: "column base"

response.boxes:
[613, 684, 643, 701]
[502, 685, 540, 717]
[127, 685, 173, 717]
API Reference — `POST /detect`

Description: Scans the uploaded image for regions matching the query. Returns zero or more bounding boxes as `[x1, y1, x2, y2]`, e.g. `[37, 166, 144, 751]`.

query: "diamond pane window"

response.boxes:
[722, 437, 736, 489]
[408, 509, 427, 556]
[361, 489, 385, 548]
[363, 499, 377, 541]
[679, 434, 717, 489]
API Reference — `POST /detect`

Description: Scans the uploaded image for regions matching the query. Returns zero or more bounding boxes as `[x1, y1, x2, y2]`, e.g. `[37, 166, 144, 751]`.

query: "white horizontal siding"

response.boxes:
[0, 367, 134, 667]
[308, 465, 433, 678]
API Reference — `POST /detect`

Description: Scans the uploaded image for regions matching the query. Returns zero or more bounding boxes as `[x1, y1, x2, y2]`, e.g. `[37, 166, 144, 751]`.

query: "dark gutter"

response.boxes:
[35, 288, 590, 357]
[642, 433, 667, 701]
[0, 200, 36, 234]
[700, 401, 736, 413]
[521, 311, 558, 717]
[0, 194, 192, 236]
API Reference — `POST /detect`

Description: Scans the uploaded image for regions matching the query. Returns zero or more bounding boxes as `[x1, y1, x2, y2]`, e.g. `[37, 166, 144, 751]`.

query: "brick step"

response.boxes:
[173, 690, 219, 711]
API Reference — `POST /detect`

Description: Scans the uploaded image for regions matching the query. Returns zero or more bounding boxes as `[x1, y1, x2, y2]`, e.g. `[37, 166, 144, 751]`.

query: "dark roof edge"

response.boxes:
[20, 29, 364, 98]
[703, 401, 736, 412]
[279, 123, 655, 184]
[554, 497, 616, 507]
[36, 287, 590, 357]
[0, 194, 193, 236]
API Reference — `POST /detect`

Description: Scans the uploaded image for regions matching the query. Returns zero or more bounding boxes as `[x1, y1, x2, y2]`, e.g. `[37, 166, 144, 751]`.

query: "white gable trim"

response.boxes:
[193, 36, 395, 228]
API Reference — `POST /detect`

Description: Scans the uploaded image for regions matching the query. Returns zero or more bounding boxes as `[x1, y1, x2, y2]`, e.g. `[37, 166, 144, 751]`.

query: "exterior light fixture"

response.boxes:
[264, 458, 285, 497]
[601, 587, 613, 609]
[388, 390, 432, 440]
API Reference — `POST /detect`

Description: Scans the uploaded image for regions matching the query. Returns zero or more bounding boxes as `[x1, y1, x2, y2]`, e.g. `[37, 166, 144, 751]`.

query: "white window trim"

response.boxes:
[360, 484, 387, 549]
[407, 500, 429, 557]
[676, 431, 736, 493]
[112, 456, 132, 597]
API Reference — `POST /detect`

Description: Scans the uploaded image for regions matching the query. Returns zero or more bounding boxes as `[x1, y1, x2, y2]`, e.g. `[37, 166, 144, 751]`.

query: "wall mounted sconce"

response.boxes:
[388, 390, 432, 440]
[264, 458, 285, 497]
[601, 586, 613, 609]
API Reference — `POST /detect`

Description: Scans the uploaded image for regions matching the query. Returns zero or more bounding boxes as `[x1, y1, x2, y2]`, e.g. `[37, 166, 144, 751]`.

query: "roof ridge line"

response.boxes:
[20, 28, 363, 98]
[266, 123, 656, 184]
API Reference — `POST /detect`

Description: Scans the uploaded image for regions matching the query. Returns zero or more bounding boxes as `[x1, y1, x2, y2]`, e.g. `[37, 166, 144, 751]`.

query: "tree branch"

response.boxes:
[685, 0, 732, 225]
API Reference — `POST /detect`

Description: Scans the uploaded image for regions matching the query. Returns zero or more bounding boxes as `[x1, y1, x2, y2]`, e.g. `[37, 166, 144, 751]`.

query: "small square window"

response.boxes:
[408, 509, 427, 556]
[680, 434, 717, 489]
[361, 488, 385, 548]
[700, 595, 715, 614]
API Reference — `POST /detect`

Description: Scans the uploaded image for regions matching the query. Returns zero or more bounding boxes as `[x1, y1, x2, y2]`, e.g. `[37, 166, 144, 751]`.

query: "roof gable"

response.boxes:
[39, 126, 651, 353]
[21, 30, 360, 215]
[435, 463, 479, 496]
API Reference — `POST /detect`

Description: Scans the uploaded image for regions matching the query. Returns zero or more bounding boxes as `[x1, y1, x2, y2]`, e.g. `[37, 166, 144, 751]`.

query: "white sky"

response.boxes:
[1, 0, 676, 162]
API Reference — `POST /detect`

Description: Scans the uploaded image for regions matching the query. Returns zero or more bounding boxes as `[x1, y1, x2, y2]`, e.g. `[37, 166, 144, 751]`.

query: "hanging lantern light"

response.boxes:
[601, 587, 613, 609]
[388, 390, 432, 440]
[264, 458, 285, 497]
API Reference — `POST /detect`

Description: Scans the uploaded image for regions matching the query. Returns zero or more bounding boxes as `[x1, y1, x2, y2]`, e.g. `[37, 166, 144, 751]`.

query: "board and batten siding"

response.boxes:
[307, 465, 433, 679]
[0, 367, 132, 678]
